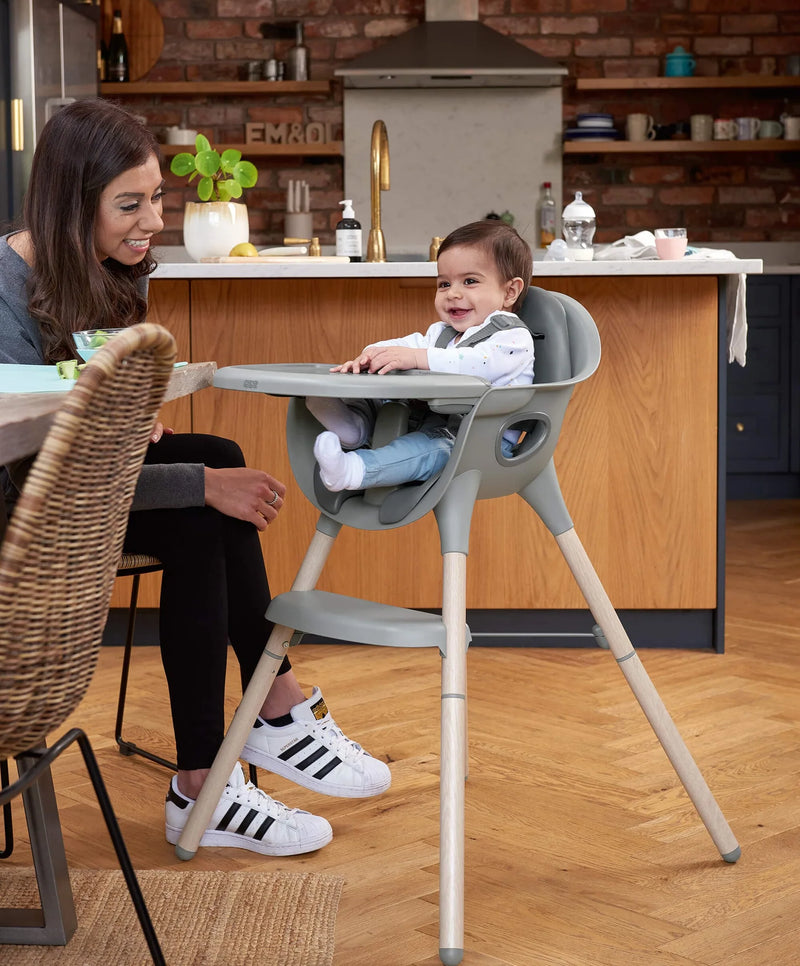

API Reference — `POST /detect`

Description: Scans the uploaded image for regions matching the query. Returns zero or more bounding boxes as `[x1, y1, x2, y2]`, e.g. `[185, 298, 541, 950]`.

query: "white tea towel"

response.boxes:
[594, 231, 657, 260]
[726, 273, 748, 367]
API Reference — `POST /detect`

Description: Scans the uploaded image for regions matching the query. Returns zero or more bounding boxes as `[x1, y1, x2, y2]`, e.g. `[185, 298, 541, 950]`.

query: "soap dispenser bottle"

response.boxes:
[336, 200, 362, 261]
[561, 191, 596, 261]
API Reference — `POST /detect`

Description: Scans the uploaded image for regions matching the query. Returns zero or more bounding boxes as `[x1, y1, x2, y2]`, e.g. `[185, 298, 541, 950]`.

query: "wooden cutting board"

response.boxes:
[101, 0, 164, 82]
[201, 256, 353, 263]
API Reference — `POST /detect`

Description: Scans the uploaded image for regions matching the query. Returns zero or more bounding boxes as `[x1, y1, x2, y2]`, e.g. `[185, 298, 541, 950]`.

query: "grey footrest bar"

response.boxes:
[267, 590, 471, 651]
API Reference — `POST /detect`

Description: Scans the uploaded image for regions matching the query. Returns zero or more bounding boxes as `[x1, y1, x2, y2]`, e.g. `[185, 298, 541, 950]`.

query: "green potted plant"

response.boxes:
[169, 134, 259, 262]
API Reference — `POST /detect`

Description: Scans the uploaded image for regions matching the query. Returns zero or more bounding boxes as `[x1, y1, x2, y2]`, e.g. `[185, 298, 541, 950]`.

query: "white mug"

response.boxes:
[735, 117, 760, 140]
[626, 113, 655, 141]
[783, 116, 800, 140]
[690, 114, 713, 141]
[713, 118, 736, 140]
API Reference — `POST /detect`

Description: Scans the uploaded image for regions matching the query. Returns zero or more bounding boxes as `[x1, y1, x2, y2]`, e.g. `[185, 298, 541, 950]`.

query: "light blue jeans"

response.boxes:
[359, 418, 515, 488]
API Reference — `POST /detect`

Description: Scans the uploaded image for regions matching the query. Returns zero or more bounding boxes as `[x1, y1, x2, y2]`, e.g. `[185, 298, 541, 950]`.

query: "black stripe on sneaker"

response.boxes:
[296, 746, 329, 771]
[313, 756, 342, 780]
[216, 804, 241, 831]
[278, 734, 315, 761]
[236, 808, 261, 835]
[252, 815, 276, 840]
[166, 785, 190, 809]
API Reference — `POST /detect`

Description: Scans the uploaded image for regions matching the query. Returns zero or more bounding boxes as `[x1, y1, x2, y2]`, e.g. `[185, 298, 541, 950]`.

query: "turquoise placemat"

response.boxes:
[0, 364, 74, 393]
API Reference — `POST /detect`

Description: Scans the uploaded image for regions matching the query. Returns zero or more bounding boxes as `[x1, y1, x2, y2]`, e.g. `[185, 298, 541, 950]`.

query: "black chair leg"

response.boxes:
[115, 574, 178, 772]
[0, 759, 13, 859]
[115, 574, 259, 787]
[75, 731, 166, 965]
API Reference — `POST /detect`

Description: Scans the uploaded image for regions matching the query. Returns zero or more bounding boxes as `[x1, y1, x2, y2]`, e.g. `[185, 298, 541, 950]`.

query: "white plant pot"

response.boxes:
[183, 201, 249, 262]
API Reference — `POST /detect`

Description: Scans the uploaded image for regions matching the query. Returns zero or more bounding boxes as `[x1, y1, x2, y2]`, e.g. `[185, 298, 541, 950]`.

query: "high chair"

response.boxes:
[176, 287, 739, 966]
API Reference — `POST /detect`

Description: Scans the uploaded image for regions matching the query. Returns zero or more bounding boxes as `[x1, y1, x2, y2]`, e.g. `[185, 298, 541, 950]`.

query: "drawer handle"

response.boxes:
[736, 422, 745, 433]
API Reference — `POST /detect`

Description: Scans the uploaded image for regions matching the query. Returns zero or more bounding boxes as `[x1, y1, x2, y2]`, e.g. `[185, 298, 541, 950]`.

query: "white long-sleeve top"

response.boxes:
[371, 310, 534, 387]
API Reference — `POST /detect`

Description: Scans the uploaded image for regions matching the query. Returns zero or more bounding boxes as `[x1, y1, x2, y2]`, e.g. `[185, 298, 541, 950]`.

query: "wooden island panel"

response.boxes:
[183, 274, 718, 616]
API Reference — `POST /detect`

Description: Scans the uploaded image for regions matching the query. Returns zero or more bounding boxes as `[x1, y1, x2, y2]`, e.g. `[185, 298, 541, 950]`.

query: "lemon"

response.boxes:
[229, 242, 258, 257]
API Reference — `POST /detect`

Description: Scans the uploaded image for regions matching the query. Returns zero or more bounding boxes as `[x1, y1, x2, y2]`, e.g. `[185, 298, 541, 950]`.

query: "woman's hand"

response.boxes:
[150, 421, 174, 443]
[204, 467, 286, 530]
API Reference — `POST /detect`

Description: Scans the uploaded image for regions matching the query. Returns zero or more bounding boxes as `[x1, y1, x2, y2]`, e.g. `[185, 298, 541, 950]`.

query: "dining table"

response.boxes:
[0, 360, 216, 465]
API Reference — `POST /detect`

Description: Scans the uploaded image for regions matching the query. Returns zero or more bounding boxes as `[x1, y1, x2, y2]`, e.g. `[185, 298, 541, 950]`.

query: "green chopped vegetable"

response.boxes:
[88, 330, 110, 348]
[56, 360, 79, 380]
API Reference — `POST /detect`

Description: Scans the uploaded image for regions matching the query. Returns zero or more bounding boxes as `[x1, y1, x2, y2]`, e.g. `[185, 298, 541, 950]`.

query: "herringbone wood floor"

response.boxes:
[3, 499, 799, 965]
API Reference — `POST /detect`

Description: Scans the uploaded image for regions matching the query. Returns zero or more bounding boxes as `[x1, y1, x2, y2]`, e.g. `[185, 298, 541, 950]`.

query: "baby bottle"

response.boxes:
[561, 191, 596, 261]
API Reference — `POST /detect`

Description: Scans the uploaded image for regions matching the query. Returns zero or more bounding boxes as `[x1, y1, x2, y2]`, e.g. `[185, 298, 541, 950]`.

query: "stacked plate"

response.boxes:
[564, 113, 622, 141]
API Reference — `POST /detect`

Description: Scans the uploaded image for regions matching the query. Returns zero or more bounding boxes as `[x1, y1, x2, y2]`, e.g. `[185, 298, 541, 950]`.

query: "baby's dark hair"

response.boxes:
[438, 220, 532, 313]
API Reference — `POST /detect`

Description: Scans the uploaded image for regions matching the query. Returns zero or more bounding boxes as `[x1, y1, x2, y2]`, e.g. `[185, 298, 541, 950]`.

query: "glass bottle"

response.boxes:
[286, 22, 309, 82]
[107, 10, 129, 83]
[561, 191, 596, 261]
[538, 181, 556, 248]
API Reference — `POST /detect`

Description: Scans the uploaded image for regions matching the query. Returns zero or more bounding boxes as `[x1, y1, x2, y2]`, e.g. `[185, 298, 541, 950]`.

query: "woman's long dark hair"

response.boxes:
[24, 98, 162, 362]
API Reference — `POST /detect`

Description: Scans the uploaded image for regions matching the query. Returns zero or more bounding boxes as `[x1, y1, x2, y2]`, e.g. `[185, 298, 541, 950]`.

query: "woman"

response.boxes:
[0, 98, 390, 856]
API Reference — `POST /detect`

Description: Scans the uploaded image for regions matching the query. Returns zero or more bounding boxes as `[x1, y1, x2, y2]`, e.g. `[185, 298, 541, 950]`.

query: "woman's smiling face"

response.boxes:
[94, 153, 164, 264]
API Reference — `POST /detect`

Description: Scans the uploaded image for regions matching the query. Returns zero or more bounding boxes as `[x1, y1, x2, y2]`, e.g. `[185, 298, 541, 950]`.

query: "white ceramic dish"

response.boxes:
[576, 113, 614, 129]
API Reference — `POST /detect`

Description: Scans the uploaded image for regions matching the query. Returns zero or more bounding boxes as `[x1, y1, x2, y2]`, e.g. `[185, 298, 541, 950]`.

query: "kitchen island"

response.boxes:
[124, 251, 760, 651]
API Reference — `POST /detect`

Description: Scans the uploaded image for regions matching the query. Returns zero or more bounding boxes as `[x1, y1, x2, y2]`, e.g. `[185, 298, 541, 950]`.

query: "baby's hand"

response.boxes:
[361, 345, 426, 375]
[331, 345, 380, 373]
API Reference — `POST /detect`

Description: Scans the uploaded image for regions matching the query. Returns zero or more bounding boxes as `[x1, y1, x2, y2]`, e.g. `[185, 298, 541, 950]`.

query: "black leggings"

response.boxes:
[122, 434, 290, 770]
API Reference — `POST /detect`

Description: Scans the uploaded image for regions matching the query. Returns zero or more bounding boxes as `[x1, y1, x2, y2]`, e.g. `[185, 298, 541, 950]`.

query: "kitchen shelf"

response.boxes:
[575, 76, 800, 91]
[160, 141, 343, 157]
[100, 80, 331, 96]
[563, 138, 799, 154]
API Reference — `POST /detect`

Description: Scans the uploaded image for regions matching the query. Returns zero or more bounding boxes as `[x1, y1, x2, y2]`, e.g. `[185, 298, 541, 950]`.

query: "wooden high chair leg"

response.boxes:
[555, 526, 741, 863]
[175, 526, 338, 861]
[439, 551, 468, 966]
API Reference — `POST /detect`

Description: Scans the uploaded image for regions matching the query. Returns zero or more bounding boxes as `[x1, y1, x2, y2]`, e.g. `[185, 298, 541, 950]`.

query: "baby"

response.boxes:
[308, 219, 534, 492]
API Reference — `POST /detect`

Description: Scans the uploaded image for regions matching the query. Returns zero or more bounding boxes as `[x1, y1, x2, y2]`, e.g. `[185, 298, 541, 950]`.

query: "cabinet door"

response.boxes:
[727, 276, 791, 474]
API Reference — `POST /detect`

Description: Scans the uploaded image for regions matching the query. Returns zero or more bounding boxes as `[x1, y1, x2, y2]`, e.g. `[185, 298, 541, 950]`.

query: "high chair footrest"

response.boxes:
[267, 590, 468, 649]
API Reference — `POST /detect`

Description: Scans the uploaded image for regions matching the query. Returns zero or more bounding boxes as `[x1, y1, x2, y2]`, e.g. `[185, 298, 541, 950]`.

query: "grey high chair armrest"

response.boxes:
[179, 287, 739, 966]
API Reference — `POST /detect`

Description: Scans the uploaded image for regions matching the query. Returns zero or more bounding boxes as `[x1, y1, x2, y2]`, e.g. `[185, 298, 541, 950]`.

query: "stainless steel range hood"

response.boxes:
[335, 1, 567, 89]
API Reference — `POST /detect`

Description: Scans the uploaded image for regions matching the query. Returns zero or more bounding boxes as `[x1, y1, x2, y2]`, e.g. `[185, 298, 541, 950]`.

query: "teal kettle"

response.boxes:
[665, 45, 695, 77]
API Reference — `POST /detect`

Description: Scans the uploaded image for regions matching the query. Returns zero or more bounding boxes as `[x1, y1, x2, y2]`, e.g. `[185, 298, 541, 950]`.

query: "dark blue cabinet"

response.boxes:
[727, 275, 800, 498]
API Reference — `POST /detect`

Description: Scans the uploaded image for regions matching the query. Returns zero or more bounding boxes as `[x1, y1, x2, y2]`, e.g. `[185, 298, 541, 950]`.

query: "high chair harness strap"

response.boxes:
[433, 312, 531, 351]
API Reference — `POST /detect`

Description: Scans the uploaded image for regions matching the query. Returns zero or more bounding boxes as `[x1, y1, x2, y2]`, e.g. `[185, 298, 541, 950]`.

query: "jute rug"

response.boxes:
[0, 868, 344, 965]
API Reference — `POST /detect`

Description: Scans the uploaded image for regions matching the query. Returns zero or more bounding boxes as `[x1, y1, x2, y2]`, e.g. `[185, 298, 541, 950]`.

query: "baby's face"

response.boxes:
[435, 244, 520, 333]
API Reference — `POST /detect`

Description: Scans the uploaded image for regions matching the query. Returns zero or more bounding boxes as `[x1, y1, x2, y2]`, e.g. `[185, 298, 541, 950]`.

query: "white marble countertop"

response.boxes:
[152, 246, 763, 280]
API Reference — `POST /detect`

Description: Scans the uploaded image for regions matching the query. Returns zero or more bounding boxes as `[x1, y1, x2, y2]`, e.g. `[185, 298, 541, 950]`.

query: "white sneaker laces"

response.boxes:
[313, 717, 365, 763]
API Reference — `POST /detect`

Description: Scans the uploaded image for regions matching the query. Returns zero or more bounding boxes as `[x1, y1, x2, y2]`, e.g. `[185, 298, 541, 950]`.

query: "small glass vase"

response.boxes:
[183, 201, 249, 262]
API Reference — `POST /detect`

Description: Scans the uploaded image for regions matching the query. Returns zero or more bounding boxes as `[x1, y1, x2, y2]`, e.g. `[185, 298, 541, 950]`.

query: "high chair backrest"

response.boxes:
[283, 286, 600, 538]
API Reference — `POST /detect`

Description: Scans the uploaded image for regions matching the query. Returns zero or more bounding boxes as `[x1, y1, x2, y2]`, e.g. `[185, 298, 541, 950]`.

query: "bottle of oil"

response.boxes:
[286, 22, 309, 81]
[107, 10, 129, 83]
[538, 181, 556, 248]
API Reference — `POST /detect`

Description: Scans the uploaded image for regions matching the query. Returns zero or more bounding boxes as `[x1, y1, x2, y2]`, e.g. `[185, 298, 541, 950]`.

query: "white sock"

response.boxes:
[306, 397, 370, 449]
[313, 432, 365, 491]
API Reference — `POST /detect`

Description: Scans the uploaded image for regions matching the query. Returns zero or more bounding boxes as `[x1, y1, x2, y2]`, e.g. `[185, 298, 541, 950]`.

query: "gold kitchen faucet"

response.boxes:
[367, 119, 390, 262]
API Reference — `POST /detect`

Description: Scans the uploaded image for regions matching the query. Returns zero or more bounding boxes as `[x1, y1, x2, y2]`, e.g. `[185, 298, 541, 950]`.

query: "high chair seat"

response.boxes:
[176, 287, 739, 966]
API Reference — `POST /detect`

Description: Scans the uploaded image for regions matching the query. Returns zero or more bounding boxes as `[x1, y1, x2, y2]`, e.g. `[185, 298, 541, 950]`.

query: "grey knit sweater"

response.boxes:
[0, 233, 205, 513]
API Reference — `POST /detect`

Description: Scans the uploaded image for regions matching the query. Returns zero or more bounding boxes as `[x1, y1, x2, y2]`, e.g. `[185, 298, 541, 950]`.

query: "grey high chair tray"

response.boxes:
[181, 288, 739, 966]
[213, 362, 491, 408]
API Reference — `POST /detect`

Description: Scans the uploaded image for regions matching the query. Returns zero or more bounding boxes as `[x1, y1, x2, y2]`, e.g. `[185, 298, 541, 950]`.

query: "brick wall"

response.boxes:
[125, 0, 800, 247]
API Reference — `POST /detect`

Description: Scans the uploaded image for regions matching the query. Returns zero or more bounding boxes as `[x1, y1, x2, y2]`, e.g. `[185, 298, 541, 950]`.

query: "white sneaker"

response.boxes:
[242, 687, 391, 799]
[165, 762, 332, 856]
